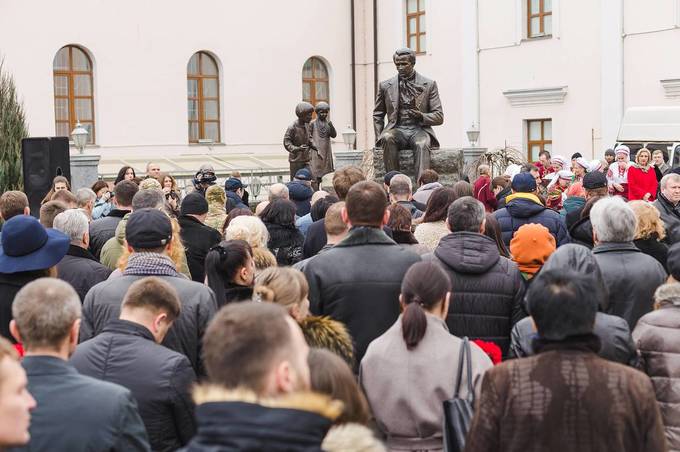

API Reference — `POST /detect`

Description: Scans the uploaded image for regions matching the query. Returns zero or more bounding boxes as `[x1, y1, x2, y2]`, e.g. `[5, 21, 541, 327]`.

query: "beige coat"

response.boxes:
[414, 221, 449, 252]
[360, 314, 492, 452]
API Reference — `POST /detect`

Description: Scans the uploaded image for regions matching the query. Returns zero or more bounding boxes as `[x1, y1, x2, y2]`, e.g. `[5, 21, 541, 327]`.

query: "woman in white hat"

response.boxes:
[606, 145, 633, 199]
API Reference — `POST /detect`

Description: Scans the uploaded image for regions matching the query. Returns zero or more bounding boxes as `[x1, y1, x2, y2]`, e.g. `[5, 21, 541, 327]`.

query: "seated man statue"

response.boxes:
[373, 47, 444, 180]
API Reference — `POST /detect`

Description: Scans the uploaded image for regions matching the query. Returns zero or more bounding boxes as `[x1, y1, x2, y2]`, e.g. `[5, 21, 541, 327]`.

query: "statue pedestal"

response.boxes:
[70, 154, 101, 190]
[462, 147, 487, 165]
[334, 150, 364, 169]
[372, 148, 464, 185]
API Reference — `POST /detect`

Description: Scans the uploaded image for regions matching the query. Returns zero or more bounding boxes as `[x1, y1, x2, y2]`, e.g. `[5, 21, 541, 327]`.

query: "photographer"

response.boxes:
[91, 180, 113, 220]
[193, 164, 217, 197]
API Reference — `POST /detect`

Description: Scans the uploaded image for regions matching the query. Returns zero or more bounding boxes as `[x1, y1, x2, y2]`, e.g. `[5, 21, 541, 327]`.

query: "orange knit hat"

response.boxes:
[510, 223, 556, 276]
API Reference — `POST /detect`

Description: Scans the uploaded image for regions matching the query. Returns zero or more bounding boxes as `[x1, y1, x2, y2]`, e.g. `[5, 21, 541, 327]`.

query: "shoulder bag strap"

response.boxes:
[454, 336, 468, 398]
[464, 338, 475, 404]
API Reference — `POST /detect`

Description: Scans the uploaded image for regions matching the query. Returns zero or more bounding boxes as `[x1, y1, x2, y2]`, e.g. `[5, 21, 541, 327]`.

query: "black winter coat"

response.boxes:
[509, 313, 638, 366]
[286, 181, 314, 217]
[80, 274, 217, 376]
[179, 393, 333, 452]
[0, 271, 45, 343]
[15, 356, 149, 452]
[89, 209, 129, 260]
[265, 222, 304, 266]
[305, 227, 421, 368]
[593, 242, 667, 329]
[634, 236, 669, 269]
[494, 196, 570, 247]
[426, 232, 526, 356]
[72, 320, 196, 452]
[57, 245, 112, 300]
[569, 216, 594, 248]
[178, 215, 222, 283]
[654, 194, 680, 245]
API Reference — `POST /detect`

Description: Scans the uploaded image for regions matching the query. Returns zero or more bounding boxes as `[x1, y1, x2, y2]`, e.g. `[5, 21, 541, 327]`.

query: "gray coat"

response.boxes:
[592, 242, 667, 329]
[510, 313, 638, 366]
[634, 304, 680, 451]
[80, 274, 217, 376]
[10, 356, 149, 452]
[373, 72, 443, 147]
[360, 314, 492, 451]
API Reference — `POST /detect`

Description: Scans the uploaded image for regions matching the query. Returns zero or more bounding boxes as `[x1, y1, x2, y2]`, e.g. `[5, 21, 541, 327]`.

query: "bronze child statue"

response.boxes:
[310, 101, 337, 185]
[283, 102, 315, 180]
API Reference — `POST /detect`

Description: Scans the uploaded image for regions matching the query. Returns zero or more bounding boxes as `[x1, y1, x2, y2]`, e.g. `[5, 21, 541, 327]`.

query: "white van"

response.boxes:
[615, 106, 680, 167]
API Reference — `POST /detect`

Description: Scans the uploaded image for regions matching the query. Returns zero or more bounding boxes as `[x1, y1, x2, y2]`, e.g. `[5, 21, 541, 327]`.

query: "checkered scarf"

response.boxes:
[123, 252, 179, 277]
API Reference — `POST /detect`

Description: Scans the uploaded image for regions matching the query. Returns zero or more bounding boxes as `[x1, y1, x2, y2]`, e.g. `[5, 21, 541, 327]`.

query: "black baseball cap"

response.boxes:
[583, 171, 607, 190]
[125, 208, 172, 249]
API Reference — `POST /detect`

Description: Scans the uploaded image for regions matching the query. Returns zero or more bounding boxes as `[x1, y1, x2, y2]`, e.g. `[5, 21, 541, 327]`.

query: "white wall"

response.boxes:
[2, 0, 678, 166]
[0, 0, 353, 159]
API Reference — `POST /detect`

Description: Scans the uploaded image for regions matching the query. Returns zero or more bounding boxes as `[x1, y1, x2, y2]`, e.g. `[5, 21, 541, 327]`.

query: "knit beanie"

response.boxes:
[510, 223, 556, 277]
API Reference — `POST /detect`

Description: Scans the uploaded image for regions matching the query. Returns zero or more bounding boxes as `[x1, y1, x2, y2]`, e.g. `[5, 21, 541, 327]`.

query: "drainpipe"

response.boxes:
[350, 0, 357, 136]
[373, 0, 378, 94]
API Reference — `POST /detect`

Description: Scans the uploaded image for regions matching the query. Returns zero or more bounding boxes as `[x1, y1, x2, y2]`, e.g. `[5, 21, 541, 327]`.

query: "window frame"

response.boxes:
[187, 52, 221, 144]
[527, 0, 552, 39]
[527, 118, 552, 161]
[406, 0, 426, 54]
[53, 45, 95, 144]
[302, 57, 329, 109]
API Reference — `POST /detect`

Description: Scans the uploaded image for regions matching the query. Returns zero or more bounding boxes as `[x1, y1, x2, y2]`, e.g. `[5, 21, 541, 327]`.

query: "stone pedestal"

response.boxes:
[334, 150, 364, 169]
[70, 154, 101, 190]
[461, 147, 487, 181]
[372, 148, 464, 185]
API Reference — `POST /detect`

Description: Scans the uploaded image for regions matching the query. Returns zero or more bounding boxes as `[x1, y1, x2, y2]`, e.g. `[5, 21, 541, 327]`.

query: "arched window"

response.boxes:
[53, 45, 95, 144]
[302, 57, 329, 107]
[187, 52, 220, 143]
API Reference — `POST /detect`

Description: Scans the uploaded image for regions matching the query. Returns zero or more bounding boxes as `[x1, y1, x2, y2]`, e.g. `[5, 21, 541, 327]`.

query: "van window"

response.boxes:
[674, 145, 680, 168]
[646, 143, 671, 162]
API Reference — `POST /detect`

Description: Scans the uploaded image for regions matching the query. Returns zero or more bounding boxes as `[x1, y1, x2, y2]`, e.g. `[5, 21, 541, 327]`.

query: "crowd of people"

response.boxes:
[0, 148, 679, 451]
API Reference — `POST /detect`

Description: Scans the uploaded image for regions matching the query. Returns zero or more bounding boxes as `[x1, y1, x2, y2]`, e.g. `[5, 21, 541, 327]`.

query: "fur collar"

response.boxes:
[193, 385, 343, 421]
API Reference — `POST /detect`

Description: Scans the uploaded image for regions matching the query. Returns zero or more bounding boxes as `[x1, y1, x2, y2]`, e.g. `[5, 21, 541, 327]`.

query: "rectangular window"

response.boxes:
[527, 119, 552, 161]
[527, 0, 552, 38]
[406, 0, 426, 54]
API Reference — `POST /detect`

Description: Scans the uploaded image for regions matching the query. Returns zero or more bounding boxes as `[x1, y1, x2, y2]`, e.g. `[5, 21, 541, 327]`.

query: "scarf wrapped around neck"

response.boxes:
[124, 252, 180, 277]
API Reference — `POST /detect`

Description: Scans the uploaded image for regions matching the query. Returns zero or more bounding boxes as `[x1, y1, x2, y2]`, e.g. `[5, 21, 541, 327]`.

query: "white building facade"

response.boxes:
[1, 0, 679, 177]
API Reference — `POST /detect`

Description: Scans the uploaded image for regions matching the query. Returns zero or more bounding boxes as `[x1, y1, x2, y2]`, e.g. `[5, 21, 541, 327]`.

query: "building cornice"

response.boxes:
[503, 86, 568, 107]
[660, 79, 680, 98]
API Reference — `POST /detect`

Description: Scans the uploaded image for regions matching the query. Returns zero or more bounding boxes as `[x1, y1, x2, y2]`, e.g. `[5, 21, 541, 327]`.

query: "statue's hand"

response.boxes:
[407, 109, 423, 121]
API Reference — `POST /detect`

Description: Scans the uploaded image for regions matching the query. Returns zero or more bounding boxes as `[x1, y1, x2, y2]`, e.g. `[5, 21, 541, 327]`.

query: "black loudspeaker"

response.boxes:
[21, 137, 71, 218]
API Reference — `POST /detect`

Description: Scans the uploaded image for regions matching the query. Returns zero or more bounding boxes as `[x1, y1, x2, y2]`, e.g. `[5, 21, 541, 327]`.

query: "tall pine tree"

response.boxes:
[0, 60, 28, 192]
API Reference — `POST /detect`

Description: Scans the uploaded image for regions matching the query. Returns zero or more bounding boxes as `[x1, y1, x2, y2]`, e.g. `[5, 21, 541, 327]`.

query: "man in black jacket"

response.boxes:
[89, 180, 138, 260]
[80, 208, 217, 376]
[178, 192, 221, 283]
[304, 181, 421, 367]
[53, 209, 112, 300]
[426, 196, 526, 356]
[183, 302, 339, 450]
[72, 277, 196, 452]
[9, 279, 149, 451]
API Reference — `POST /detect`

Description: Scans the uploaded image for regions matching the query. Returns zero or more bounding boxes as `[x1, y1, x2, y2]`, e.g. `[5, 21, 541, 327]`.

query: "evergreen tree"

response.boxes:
[0, 60, 28, 192]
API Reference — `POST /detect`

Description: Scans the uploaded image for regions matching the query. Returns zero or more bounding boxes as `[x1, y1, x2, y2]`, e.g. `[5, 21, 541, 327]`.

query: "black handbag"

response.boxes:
[442, 337, 475, 452]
